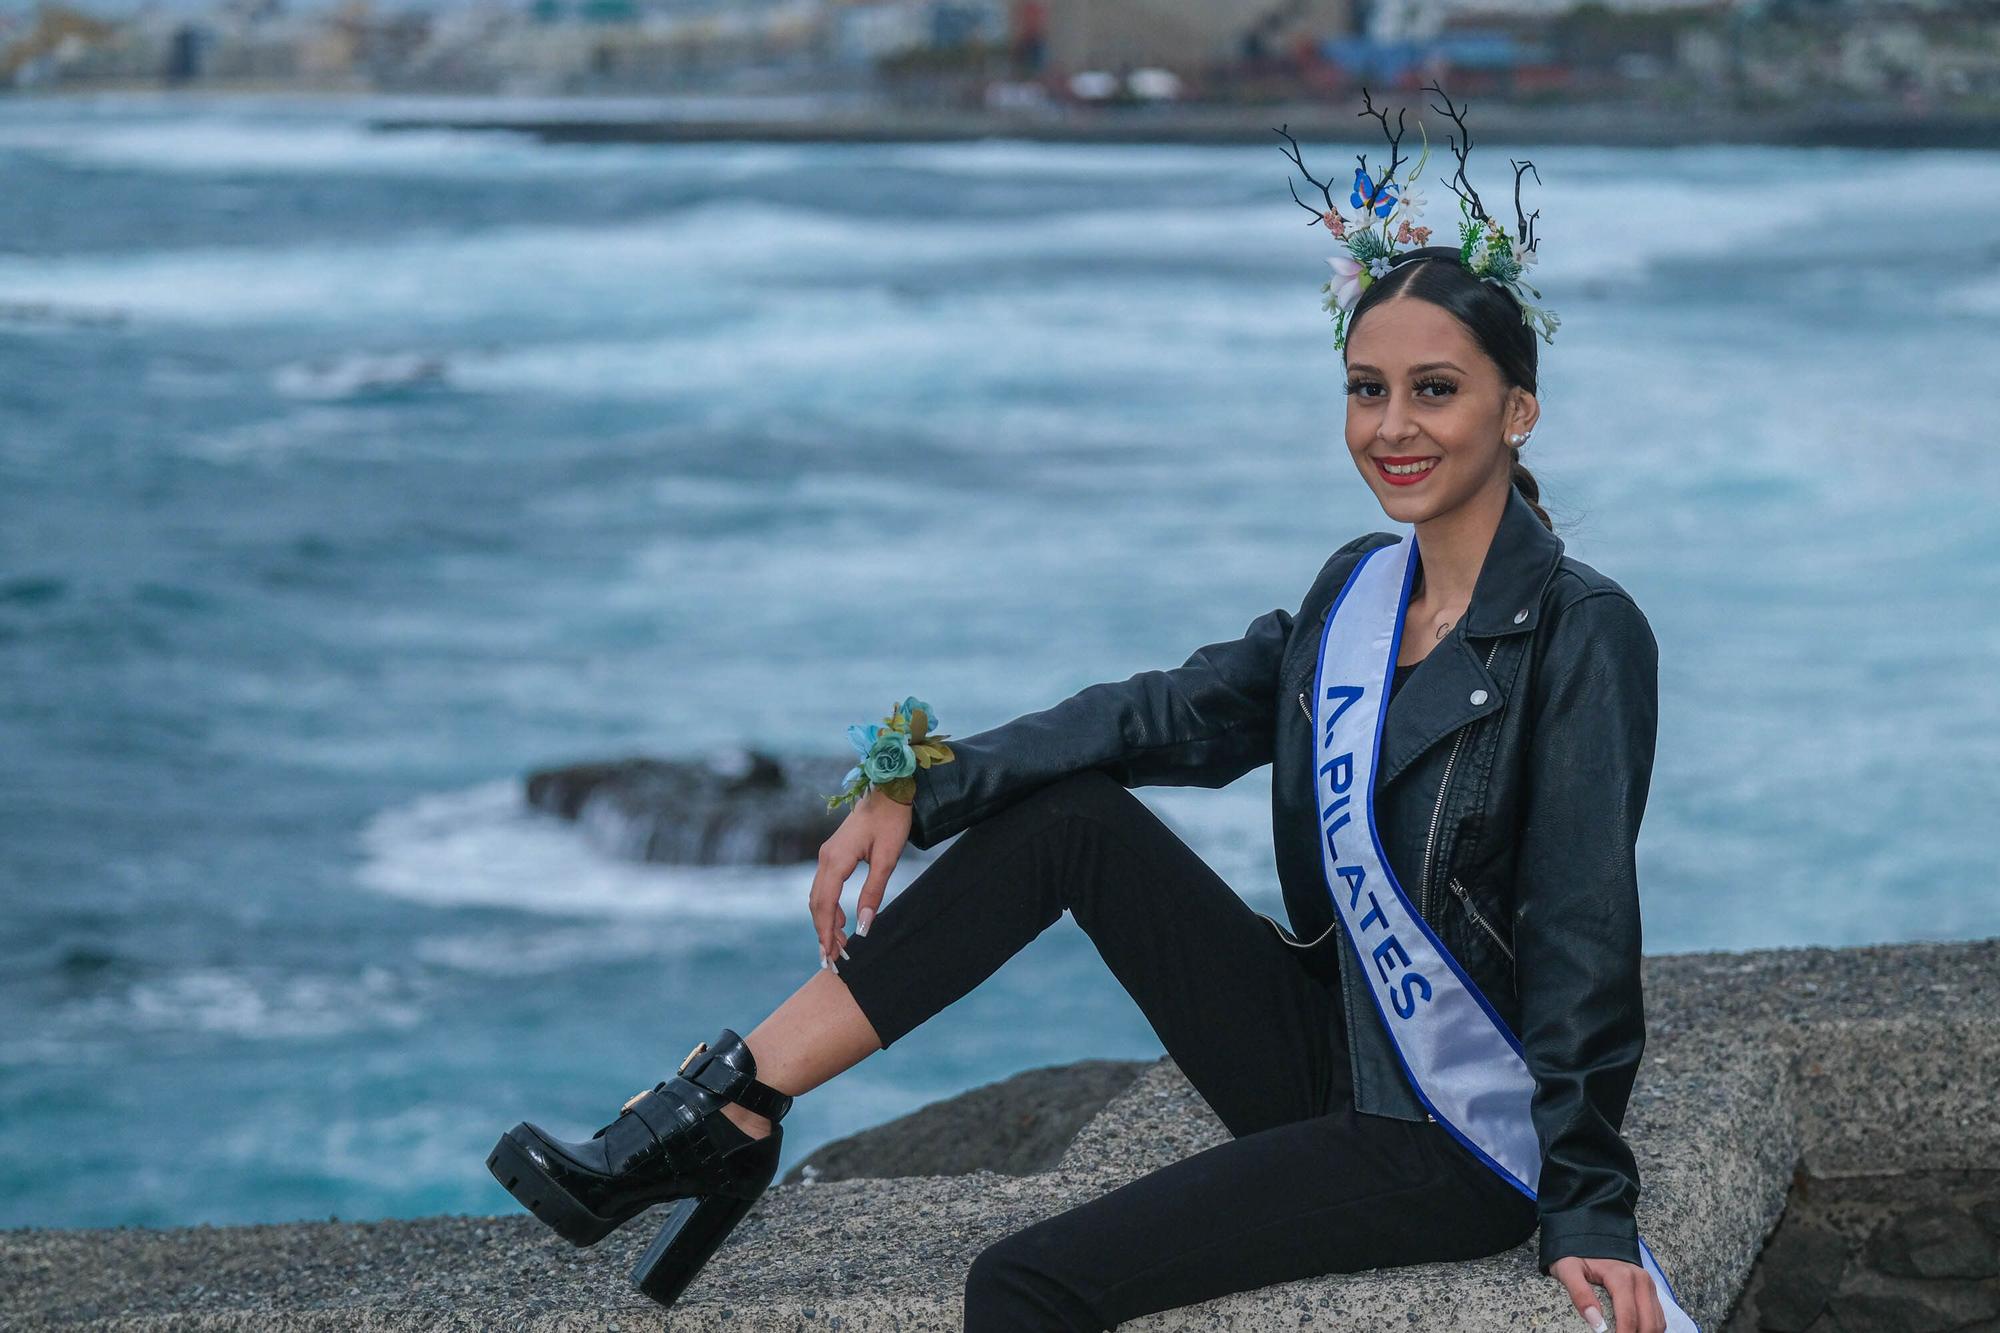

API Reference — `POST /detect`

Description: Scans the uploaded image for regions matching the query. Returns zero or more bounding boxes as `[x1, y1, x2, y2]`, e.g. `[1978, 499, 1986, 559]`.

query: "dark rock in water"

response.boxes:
[781, 1058, 1150, 1186]
[54, 944, 127, 983]
[0, 299, 128, 328]
[523, 749, 861, 865]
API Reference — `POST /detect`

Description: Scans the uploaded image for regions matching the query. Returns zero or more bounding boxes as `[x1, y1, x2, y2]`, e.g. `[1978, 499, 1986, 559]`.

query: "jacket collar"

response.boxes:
[1376, 485, 1565, 787]
[1455, 483, 1566, 638]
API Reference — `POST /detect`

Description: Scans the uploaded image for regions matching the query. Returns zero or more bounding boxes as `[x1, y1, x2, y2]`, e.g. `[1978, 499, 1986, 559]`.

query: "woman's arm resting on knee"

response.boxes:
[904, 537, 1379, 852]
[1512, 588, 1660, 1276]
[903, 604, 1290, 850]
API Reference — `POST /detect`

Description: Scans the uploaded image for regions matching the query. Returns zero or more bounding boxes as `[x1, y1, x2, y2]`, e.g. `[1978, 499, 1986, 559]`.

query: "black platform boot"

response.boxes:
[487, 1027, 792, 1304]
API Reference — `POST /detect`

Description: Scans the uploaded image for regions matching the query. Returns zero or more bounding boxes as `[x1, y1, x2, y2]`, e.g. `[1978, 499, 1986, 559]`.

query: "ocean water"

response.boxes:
[2, 93, 1996, 1232]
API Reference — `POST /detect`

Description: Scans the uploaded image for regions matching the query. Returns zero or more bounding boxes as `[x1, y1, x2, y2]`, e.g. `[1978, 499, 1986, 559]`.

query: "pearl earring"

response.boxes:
[1508, 432, 1529, 446]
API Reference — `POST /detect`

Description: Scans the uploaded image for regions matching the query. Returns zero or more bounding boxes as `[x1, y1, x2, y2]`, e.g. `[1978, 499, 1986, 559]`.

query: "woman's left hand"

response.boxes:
[1549, 1255, 1664, 1333]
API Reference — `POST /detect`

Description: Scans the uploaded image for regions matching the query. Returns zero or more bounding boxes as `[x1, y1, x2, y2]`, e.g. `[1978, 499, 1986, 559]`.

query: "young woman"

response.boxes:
[488, 105, 1672, 1333]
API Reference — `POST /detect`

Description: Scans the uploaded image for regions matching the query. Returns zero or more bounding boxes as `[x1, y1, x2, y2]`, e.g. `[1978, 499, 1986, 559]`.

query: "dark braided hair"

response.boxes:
[1344, 245, 1553, 532]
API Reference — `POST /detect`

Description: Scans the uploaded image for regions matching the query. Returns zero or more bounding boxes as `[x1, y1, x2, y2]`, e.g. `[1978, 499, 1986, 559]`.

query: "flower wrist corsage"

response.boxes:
[825, 696, 956, 812]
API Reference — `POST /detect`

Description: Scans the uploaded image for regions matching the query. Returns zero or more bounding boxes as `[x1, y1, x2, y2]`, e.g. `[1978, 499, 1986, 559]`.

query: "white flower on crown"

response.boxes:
[1392, 182, 1428, 224]
[1463, 232, 1491, 273]
[1511, 236, 1539, 273]
[1519, 303, 1560, 342]
[1367, 256, 1395, 278]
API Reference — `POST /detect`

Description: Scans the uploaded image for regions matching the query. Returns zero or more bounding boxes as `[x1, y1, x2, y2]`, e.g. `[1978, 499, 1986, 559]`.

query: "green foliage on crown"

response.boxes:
[1455, 199, 1520, 287]
[1347, 227, 1394, 264]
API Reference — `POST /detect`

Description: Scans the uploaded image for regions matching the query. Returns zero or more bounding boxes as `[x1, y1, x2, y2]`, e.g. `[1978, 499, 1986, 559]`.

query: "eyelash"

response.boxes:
[1344, 376, 1457, 399]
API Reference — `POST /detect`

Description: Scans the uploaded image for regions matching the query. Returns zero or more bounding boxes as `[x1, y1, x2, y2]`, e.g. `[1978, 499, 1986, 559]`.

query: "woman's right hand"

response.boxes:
[809, 787, 913, 968]
[1550, 1256, 1664, 1333]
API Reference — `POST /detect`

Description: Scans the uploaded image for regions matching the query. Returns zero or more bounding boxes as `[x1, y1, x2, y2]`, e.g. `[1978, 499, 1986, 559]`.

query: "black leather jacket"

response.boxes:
[906, 485, 1659, 1273]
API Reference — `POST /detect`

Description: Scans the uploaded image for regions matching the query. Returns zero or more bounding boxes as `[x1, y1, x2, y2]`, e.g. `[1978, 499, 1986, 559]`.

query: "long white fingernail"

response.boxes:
[857, 907, 875, 936]
[819, 950, 828, 970]
[1583, 1306, 1607, 1333]
[839, 945, 850, 960]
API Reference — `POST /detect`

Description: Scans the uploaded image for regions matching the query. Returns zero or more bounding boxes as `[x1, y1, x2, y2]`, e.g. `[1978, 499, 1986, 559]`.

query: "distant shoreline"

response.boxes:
[4, 86, 1995, 149]
[364, 102, 2000, 150]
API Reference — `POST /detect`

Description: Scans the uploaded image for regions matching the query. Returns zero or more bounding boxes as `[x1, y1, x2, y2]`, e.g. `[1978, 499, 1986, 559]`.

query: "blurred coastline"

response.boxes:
[11, 86, 1996, 148]
[6, 0, 1997, 148]
[369, 96, 2000, 147]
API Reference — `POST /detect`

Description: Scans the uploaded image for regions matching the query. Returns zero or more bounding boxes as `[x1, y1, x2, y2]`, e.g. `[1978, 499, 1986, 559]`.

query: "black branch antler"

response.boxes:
[1352, 86, 1410, 216]
[1273, 122, 1339, 225]
[1510, 157, 1542, 252]
[1421, 80, 1489, 227]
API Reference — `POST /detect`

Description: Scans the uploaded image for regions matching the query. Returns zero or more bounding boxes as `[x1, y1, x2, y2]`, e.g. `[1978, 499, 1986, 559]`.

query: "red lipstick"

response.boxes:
[1374, 455, 1439, 487]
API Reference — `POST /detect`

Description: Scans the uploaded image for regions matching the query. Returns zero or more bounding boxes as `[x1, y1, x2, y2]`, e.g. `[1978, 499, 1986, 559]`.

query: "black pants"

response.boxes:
[832, 769, 1538, 1331]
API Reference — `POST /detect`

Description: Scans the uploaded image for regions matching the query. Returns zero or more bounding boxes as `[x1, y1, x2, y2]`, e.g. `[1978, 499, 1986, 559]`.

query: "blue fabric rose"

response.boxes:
[825, 698, 955, 812]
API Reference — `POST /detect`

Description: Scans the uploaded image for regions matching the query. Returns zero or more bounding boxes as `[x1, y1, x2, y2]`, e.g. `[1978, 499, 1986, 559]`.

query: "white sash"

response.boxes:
[1310, 532, 1697, 1332]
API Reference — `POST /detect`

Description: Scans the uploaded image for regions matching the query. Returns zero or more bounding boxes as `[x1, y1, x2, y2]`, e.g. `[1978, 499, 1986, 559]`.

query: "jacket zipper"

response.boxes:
[1417, 639, 1502, 923]
[1280, 688, 1342, 950]
[1449, 876, 1515, 961]
[1301, 638, 1501, 922]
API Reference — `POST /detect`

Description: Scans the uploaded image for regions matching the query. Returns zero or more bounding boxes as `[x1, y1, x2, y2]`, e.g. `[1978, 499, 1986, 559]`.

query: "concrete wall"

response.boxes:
[3, 937, 1996, 1330]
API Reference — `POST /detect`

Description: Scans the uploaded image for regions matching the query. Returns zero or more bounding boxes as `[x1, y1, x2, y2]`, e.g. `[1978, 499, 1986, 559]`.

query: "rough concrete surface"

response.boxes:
[780, 1058, 1149, 1186]
[3, 938, 1995, 1331]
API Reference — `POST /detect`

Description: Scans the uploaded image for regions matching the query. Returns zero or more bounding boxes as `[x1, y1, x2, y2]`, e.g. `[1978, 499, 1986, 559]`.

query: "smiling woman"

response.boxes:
[1294, 89, 1682, 1330]
[481, 84, 1689, 1332]
[1342, 263, 1545, 521]
[1339, 258, 1547, 666]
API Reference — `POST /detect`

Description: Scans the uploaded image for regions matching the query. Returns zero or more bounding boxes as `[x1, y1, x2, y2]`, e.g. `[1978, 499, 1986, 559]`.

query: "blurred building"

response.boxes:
[2, 5, 125, 86]
[831, 1, 936, 63]
[1035, 0, 1353, 74]
[5, 0, 1993, 110]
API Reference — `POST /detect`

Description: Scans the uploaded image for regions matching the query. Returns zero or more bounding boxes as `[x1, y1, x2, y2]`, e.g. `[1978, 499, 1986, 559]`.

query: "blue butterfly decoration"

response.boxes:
[1350, 167, 1397, 218]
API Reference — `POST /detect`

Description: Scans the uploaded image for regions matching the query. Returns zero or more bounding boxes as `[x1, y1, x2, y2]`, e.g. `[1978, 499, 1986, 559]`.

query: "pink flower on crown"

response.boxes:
[1321, 208, 1347, 239]
[1325, 254, 1365, 311]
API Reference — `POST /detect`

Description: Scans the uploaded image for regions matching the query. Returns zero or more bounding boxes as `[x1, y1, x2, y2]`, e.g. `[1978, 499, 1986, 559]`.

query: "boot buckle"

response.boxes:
[678, 1041, 708, 1076]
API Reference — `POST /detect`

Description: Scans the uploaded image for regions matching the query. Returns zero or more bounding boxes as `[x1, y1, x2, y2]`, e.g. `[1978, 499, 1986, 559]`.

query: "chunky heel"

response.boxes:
[630, 1187, 762, 1308]
[628, 1124, 781, 1308]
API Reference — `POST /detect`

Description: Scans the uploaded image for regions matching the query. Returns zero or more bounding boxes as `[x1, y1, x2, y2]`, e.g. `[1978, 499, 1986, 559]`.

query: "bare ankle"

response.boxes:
[721, 1101, 773, 1140]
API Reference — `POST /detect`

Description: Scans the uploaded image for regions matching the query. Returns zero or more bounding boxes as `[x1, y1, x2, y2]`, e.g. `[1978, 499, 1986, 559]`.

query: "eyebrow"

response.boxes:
[1345, 361, 1466, 375]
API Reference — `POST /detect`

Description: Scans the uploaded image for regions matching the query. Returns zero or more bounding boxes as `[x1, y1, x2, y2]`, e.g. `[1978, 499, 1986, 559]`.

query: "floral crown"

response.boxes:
[1275, 82, 1558, 352]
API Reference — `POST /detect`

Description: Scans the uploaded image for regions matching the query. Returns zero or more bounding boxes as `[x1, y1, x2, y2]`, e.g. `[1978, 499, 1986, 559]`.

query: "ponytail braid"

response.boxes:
[1510, 444, 1554, 533]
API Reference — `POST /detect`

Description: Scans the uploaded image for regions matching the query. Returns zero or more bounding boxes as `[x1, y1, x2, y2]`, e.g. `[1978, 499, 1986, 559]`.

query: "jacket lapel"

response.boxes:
[1377, 487, 1564, 788]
